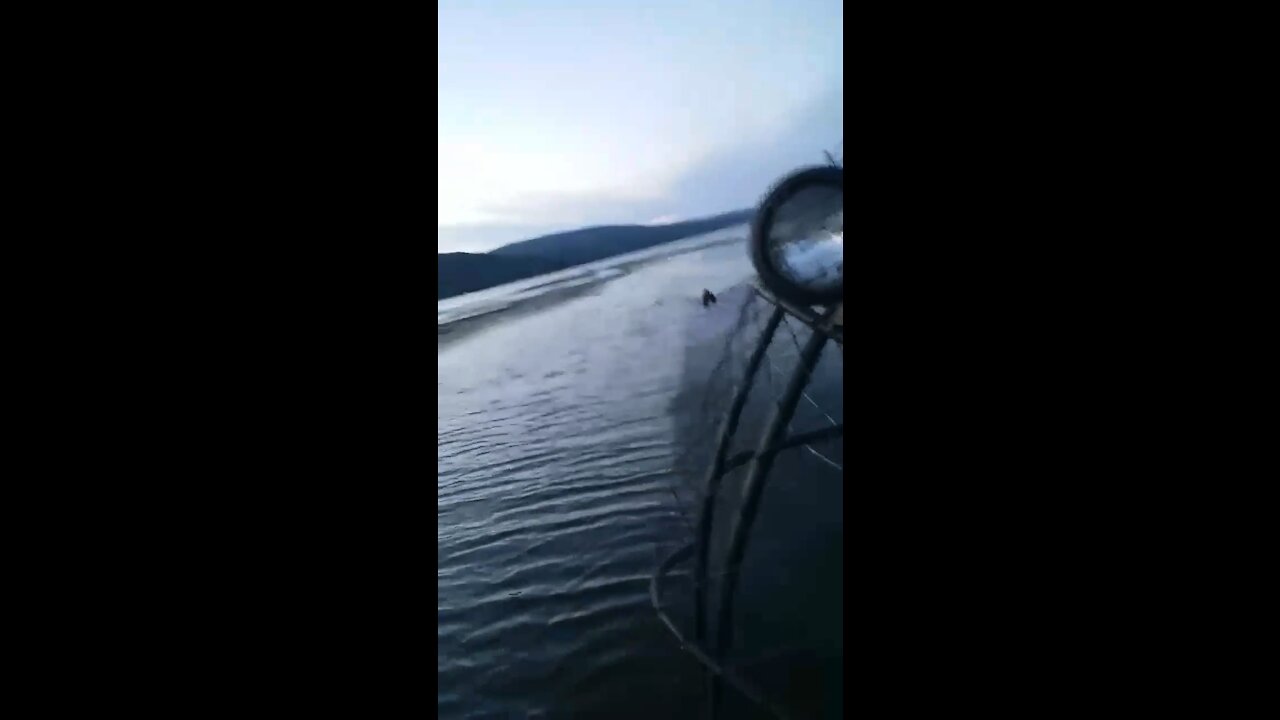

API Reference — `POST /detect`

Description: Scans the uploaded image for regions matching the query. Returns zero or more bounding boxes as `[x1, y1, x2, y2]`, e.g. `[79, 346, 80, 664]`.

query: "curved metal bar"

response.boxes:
[693, 305, 786, 644]
[753, 284, 843, 345]
[709, 322, 832, 717]
[721, 424, 844, 474]
[651, 542, 793, 720]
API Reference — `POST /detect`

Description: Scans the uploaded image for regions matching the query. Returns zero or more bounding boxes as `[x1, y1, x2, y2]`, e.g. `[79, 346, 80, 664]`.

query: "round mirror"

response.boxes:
[749, 166, 843, 306]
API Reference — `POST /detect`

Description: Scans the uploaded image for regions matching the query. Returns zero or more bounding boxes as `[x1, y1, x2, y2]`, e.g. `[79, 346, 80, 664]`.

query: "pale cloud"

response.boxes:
[436, 135, 680, 227]
[436, 0, 843, 251]
[645, 215, 681, 225]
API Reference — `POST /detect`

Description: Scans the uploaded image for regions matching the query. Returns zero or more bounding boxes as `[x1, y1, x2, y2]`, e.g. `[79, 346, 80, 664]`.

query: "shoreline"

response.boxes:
[437, 280, 609, 349]
[438, 234, 747, 350]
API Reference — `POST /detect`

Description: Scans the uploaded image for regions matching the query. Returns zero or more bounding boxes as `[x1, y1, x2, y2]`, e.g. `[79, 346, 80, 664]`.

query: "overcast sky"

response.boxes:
[438, 0, 843, 253]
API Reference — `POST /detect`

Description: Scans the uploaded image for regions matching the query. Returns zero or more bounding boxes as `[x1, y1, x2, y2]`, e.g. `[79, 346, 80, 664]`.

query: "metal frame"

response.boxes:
[651, 286, 843, 720]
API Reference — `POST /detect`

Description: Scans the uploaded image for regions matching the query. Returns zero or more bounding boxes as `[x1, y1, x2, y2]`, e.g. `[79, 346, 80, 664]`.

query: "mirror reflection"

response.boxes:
[766, 185, 843, 296]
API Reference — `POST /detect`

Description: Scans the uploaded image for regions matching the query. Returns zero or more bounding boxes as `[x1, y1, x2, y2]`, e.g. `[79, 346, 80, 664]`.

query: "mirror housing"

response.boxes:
[749, 165, 843, 307]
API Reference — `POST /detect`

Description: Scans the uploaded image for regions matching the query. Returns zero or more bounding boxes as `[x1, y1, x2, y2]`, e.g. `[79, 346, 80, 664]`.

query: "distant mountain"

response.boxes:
[439, 209, 753, 300]
[488, 210, 754, 264]
[438, 252, 567, 300]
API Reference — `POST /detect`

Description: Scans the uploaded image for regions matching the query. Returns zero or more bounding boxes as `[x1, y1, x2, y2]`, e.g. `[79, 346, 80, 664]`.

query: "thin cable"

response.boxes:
[776, 316, 843, 470]
[781, 316, 840, 427]
[802, 444, 843, 471]
[762, 351, 842, 473]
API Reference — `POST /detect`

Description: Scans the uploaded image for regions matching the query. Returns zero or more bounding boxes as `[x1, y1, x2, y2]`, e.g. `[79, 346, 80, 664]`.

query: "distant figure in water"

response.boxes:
[702, 289, 717, 307]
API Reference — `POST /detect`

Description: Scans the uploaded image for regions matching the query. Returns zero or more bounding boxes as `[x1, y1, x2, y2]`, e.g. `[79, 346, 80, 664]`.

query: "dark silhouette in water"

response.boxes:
[702, 289, 717, 307]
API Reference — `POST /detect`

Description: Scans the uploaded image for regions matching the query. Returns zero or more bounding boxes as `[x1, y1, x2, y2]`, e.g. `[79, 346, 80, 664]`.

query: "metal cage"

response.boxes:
[651, 283, 843, 720]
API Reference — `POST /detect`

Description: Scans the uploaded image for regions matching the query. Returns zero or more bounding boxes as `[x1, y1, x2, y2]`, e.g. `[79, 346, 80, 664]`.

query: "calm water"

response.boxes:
[438, 231, 843, 719]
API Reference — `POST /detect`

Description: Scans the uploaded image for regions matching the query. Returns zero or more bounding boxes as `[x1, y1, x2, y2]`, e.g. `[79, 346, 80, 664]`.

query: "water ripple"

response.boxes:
[439, 235, 840, 719]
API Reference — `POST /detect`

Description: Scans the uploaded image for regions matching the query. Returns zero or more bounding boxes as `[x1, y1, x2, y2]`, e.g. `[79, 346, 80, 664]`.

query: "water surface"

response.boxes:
[439, 231, 843, 719]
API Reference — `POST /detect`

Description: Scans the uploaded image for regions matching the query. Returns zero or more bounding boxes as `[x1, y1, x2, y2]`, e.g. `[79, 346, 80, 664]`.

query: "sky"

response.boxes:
[438, 0, 843, 253]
